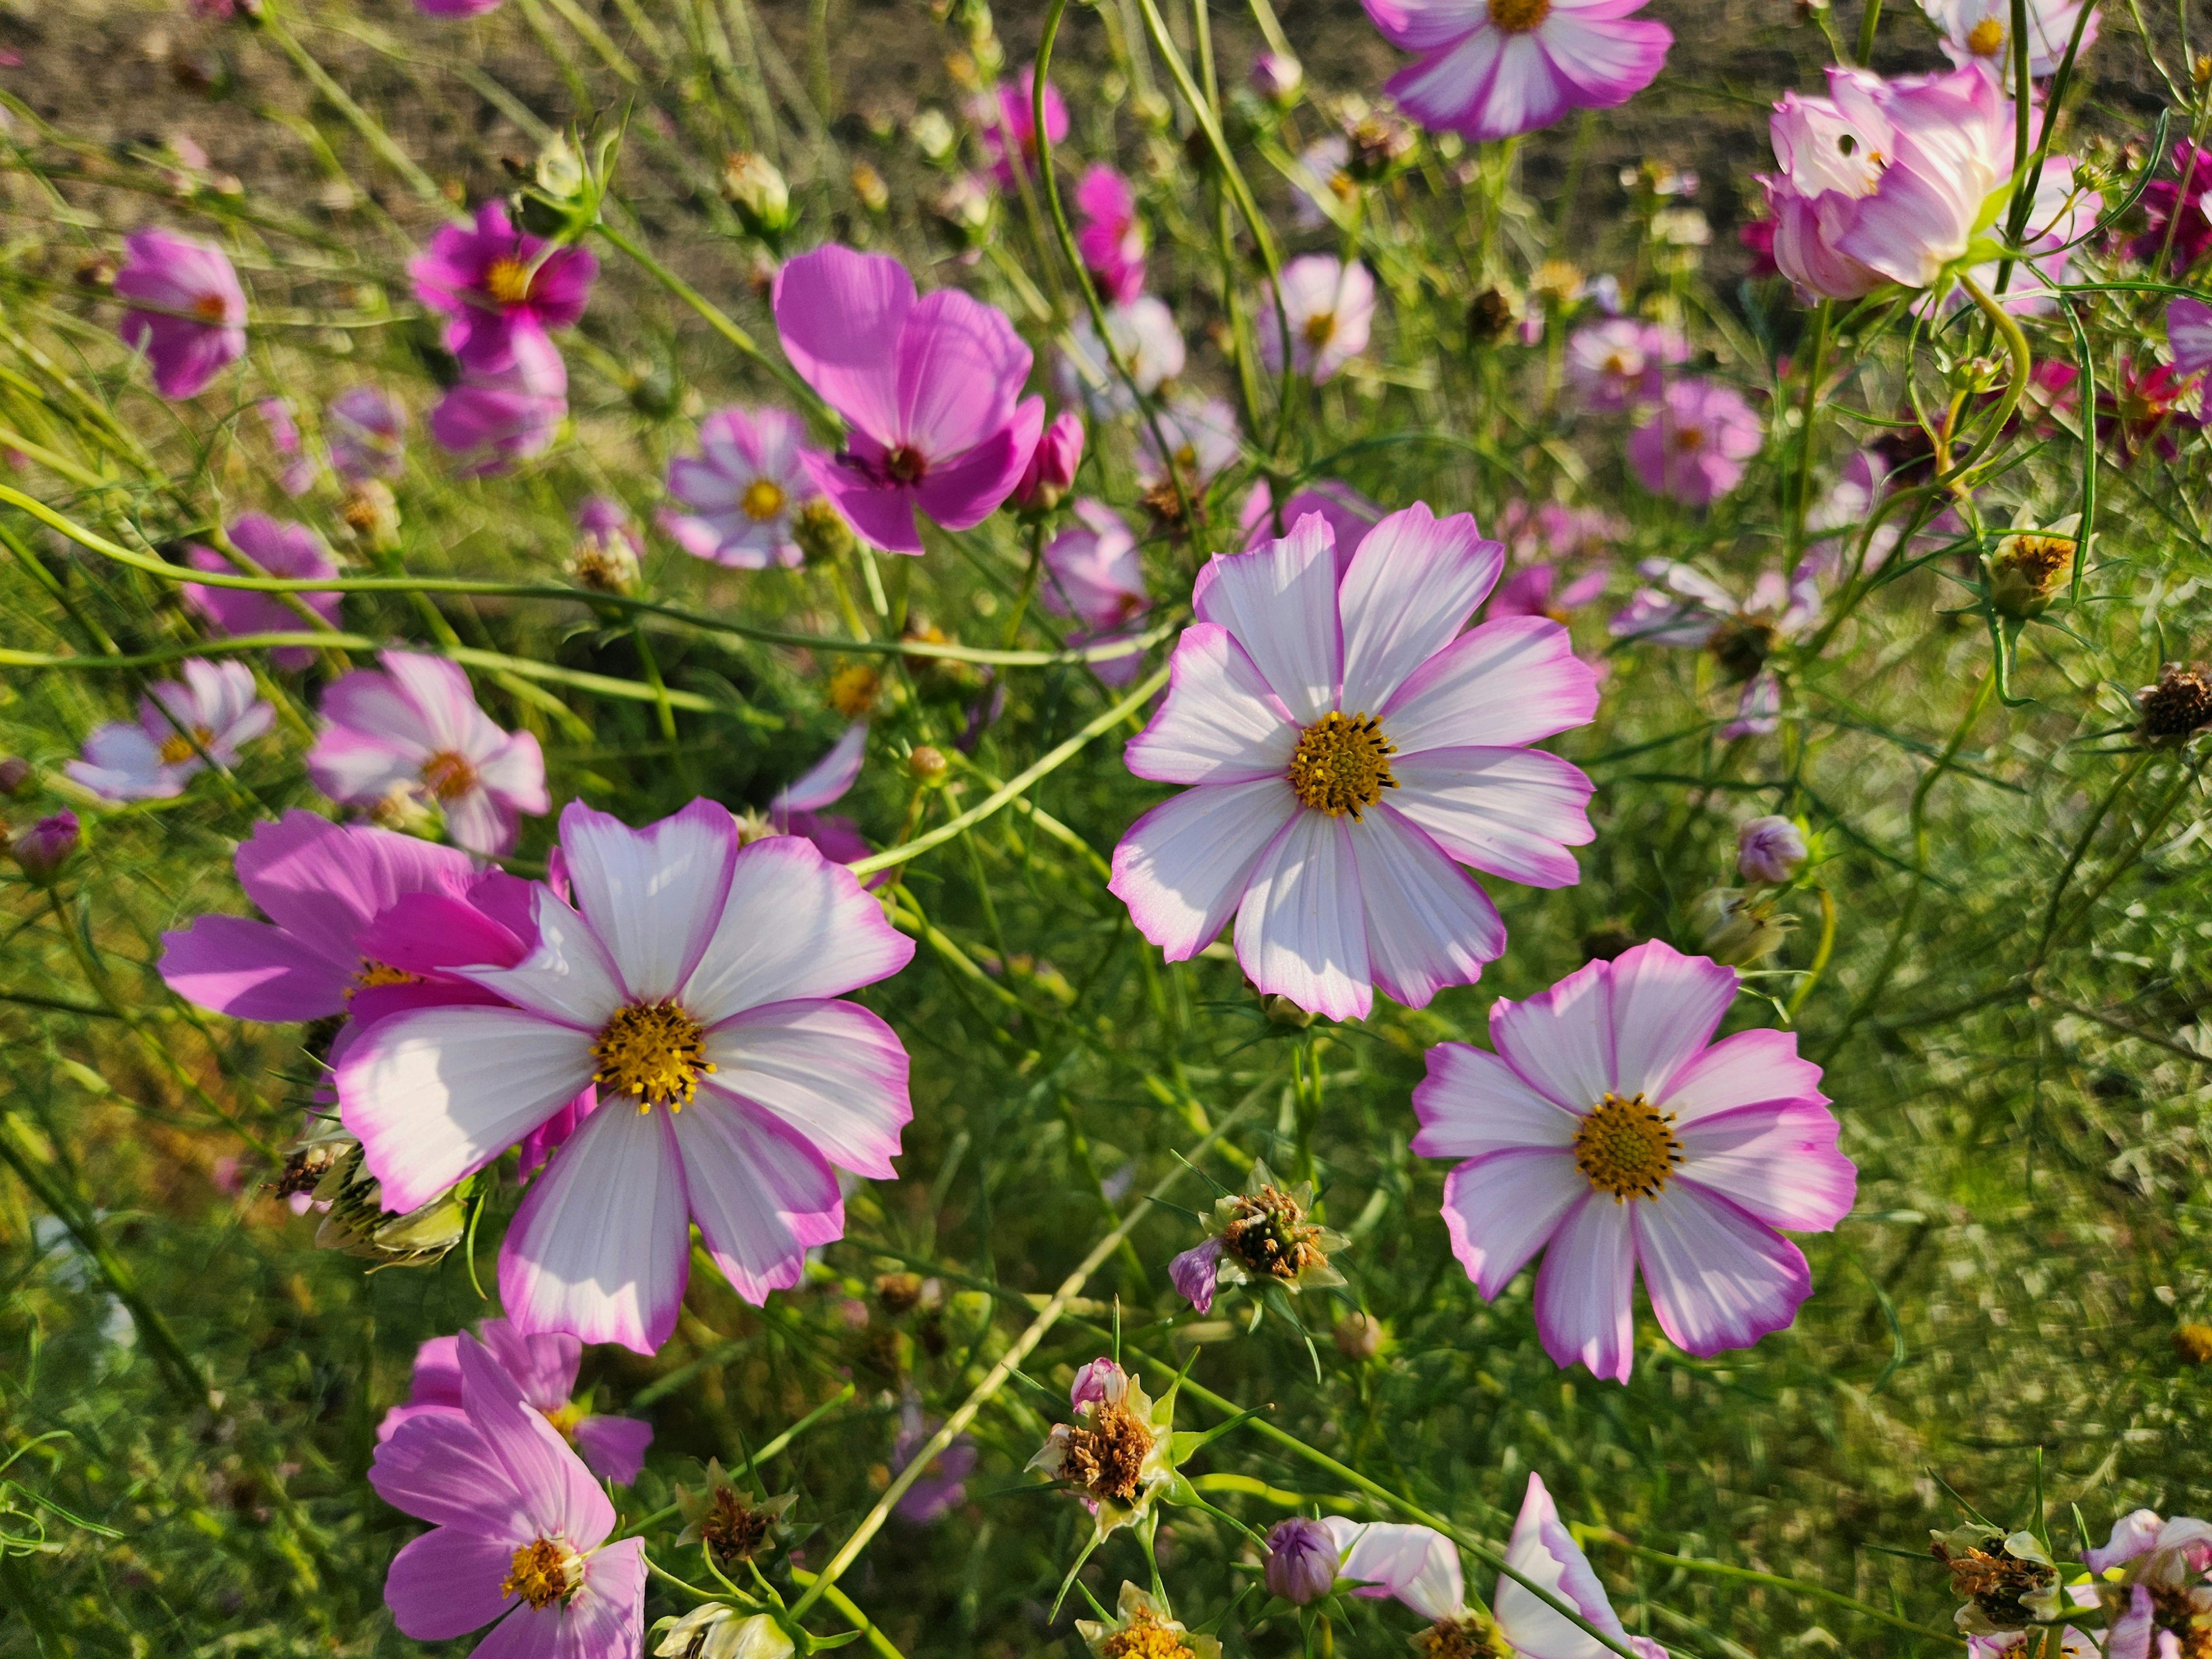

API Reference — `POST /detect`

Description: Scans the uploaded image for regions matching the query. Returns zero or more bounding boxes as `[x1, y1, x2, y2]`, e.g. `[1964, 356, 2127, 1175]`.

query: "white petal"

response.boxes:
[1440, 1149, 1587, 1300]
[680, 836, 915, 1024]
[1380, 616, 1600, 753]
[1109, 778, 1296, 960]
[701, 999, 911, 1179]
[1389, 747, 1595, 888]
[671, 1094, 844, 1304]
[1411, 1042, 1581, 1161]
[1191, 516, 1343, 723]
[1123, 624, 1299, 786]
[1351, 805, 1505, 1009]
[1604, 941, 1739, 1098]
[461, 888, 629, 1030]
[1337, 504, 1502, 714]
[1631, 1183, 1809, 1358]
[1532, 1194, 1637, 1382]
[1233, 808, 1371, 1022]
[559, 801, 737, 1003]
[1491, 957, 1615, 1110]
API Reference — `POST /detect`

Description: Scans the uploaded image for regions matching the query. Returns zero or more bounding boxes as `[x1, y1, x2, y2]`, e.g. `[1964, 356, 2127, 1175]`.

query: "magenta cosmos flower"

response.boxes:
[417, 0, 506, 14]
[2087, 1511, 2212, 1659]
[660, 406, 823, 569]
[1763, 66, 2012, 300]
[773, 245, 1044, 555]
[1259, 255, 1376, 384]
[1413, 939, 1855, 1381]
[1628, 379, 1762, 507]
[430, 324, 568, 477]
[184, 514, 342, 672]
[379, 1317, 653, 1485]
[309, 652, 550, 858]
[1109, 507, 1600, 1022]
[338, 800, 916, 1353]
[1043, 500, 1150, 687]
[1362, 0, 1672, 143]
[1013, 408, 1085, 511]
[2170, 297, 2212, 378]
[68, 658, 272, 803]
[372, 1333, 644, 1659]
[1074, 165, 1147, 304]
[114, 228, 247, 399]
[972, 68, 1067, 190]
[411, 200, 598, 370]
[328, 385, 408, 483]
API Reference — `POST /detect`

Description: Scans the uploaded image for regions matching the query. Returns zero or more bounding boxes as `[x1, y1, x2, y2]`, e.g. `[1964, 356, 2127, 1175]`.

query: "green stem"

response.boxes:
[1787, 301, 1831, 557]
[1602, 1542, 1960, 1643]
[1855, 0, 1883, 63]
[1002, 519, 1047, 649]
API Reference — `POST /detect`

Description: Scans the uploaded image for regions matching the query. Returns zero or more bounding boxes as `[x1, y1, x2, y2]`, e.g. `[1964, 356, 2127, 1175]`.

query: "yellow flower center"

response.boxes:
[1574, 1092, 1683, 1202]
[828, 663, 882, 719]
[542, 1400, 586, 1439]
[1490, 0, 1551, 32]
[347, 959, 425, 1001]
[741, 479, 787, 521]
[1101, 1613, 1196, 1659]
[500, 1536, 581, 1609]
[157, 724, 216, 765]
[191, 291, 232, 322]
[1286, 711, 1397, 820]
[593, 1000, 714, 1112]
[1965, 16, 2006, 54]
[1301, 310, 1338, 349]
[484, 257, 536, 306]
[419, 749, 478, 802]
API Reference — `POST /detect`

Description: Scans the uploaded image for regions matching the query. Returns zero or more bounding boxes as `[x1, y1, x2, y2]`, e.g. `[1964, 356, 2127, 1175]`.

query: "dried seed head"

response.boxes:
[2141, 664, 2212, 741]
[1058, 1403, 1155, 1503]
[1986, 532, 2075, 619]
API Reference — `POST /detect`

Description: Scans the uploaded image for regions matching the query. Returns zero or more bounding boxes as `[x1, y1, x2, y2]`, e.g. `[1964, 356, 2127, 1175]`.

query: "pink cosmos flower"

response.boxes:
[1139, 395, 1241, 489]
[328, 386, 408, 483]
[1062, 297, 1188, 414]
[891, 1402, 976, 1524]
[183, 514, 342, 671]
[1413, 939, 1855, 1381]
[1762, 66, 2013, 299]
[378, 1317, 653, 1485]
[660, 406, 822, 569]
[1488, 562, 1610, 623]
[411, 200, 598, 370]
[1361, 0, 1672, 143]
[2170, 296, 2212, 377]
[1240, 479, 1385, 562]
[430, 324, 568, 476]
[1498, 500, 1628, 567]
[337, 800, 916, 1353]
[1611, 552, 1826, 737]
[370, 1332, 645, 1659]
[773, 245, 1044, 555]
[308, 651, 550, 858]
[1565, 319, 1687, 410]
[972, 68, 1067, 190]
[767, 722, 877, 872]
[67, 658, 272, 802]
[1926, 0, 2097, 77]
[1074, 166, 1147, 304]
[1043, 500, 1150, 687]
[416, 0, 506, 14]
[159, 809, 479, 1025]
[1258, 255, 1376, 384]
[1109, 507, 1599, 1022]
[2133, 143, 2212, 269]
[1013, 408, 1085, 511]
[114, 228, 247, 399]
[1968, 1634, 2094, 1659]
[1628, 379, 1762, 506]
[1292, 136, 1355, 231]
[2085, 1512, 2212, 1659]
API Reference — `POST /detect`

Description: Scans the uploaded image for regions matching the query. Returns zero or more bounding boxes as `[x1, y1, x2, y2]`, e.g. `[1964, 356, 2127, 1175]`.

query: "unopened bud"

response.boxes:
[1250, 50, 1303, 106]
[1986, 527, 2075, 619]
[1735, 815, 1808, 885]
[850, 160, 890, 214]
[1695, 887, 1790, 965]
[792, 497, 857, 567]
[1013, 410, 1084, 512]
[910, 108, 957, 164]
[908, 745, 950, 786]
[1334, 1309, 1385, 1359]
[1264, 1517, 1339, 1605]
[13, 811, 77, 884]
[724, 152, 795, 240]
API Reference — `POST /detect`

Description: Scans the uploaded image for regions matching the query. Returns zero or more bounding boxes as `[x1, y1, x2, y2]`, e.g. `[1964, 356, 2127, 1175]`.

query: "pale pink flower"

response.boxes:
[1362, 0, 1672, 143]
[1258, 255, 1376, 384]
[1925, 0, 2097, 77]
[308, 652, 550, 858]
[660, 406, 821, 569]
[183, 514, 343, 672]
[1043, 500, 1151, 687]
[114, 228, 247, 399]
[1565, 319, 1687, 410]
[1138, 395, 1240, 488]
[768, 722, 878, 873]
[1062, 298, 1187, 415]
[337, 801, 915, 1353]
[67, 658, 272, 802]
[1109, 507, 1599, 1022]
[328, 386, 408, 483]
[1610, 551, 1824, 737]
[1413, 940, 1855, 1381]
[2086, 1512, 2212, 1659]
[2171, 296, 2212, 378]
[1627, 379, 1762, 506]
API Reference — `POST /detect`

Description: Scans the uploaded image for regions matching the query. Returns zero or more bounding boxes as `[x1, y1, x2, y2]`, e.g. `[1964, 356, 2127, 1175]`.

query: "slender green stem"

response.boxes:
[1002, 519, 1048, 648]
[261, 8, 460, 218]
[788, 1570, 909, 1659]
[1856, 0, 1883, 63]
[1601, 1542, 1960, 1643]
[1787, 301, 1831, 556]
[1783, 885, 1838, 1020]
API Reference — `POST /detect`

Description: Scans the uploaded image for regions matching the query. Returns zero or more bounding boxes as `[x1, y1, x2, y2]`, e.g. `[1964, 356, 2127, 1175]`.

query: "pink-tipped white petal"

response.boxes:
[679, 835, 914, 1024]
[1380, 616, 1601, 753]
[1490, 958, 1615, 1111]
[1336, 1520, 1469, 1622]
[1631, 1185, 1810, 1358]
[1192, 516, 1344, 724]
[1674, 1101, 1855, 1231]
[1411, 1043, 1581, 1161]
[1389, 747, 1595, 888]
[1654, 1028, 1828, 1124]
[701, 999, 911, 1180]
[1440, 1149, 1588, 1300]
[557, 800, 737, 1003]
[671, 1095, 844, 1304]
[1123, 624, 1299, 786]
[1604, 941, 1739, 1098]
[1533, 1195, 1638, 1382]
[1497, 1470, 1644, 1659]
[776, 724, 869, 815]
[1336, 505, 1503, 714]
[460, 888, 630, 1030]
[1108, 778, 1296, 960]
[1351, 806, 1505, 1008]
[1233, 809, 1372, 1021]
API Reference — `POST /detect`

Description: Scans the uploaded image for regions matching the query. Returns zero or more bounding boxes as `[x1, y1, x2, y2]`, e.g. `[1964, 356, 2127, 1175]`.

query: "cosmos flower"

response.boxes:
[183, 514, 343, 672]
[891, 1402, 977, 1524]
[1488, 562, 1611, 626]
[1239, 478, 1384, 563]
[1565, 319, 1687, 411]
[1074, 165, 1147, 305]
[113, 228, 247, 399]
[1027, 1358, 1178, 1542]
[1361, 0, 1672, 143]
[2132, 142, 2212, 269]
[2084, 1512, 2212, 1659]
[1493, 1472, 1669, 1657]
[2171, 296, 2212, 377]
[1042, 501, 1151, 688]
[1166, 1162, 1346, 1314]
[67, 658, 272, 802]
[410, 200, 598, 370]
[308, 651, 550, 858]
[1940, 157, 2101, 317]
[1257, 255, 1376, 384]
[1924, 0, 2097, 77]
[1627, 379, 1763, 506]
[773, 245, 1044, 555]
[1610, 551, 1824, 738]
[1290, 135, 1355, 231]
[1012, 408, 1085, 511]
[378, 1317, 654, 1485]
[370, 1332, 645, 1659]
[971, 67, 1067, 190]
[328, 386, 408, 483]
[1061, 297, 1188, 415]
[570, 497, 643, 593]
[429, 323, 569, 476]
[765, 721, 877, 870]
[1110, 506, 1599, 1022]
[1412, 940, 1855, 1381]
[1075, 1584, 1221, 1659]
[1138, 395, 1241, 490]
[338, 800, 916, 1353]
[660, 406, 822, 569]
[1736, 816, 1808, 884]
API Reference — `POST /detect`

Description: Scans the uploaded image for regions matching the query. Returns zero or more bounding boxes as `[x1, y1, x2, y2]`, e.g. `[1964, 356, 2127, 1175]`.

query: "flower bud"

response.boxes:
[1735, 815, 1807, 885]
[724, 152, 795, 241]
[0, 757, 32, 796]
[13, 811, 77, 884]
[1250, 50, 1303, 105]
[792, 497, 857, 567]
[850, 160, 891, 214]
[910, 108, 957, 164]
[1068, 1356, 1127, 1410]
[1695, 887, 1790, 966]
[570, 495, 642, 594]
[1344, 108, 1416, 181]
[908, 745, 950, 786]
[1333, 1310, 1386, 1359]
[1264, 1517, 1339, 1605]
[1985, 525, 2075, 619]
[1013, 410, 1084, 512]
[2139, 662, 2212, 744]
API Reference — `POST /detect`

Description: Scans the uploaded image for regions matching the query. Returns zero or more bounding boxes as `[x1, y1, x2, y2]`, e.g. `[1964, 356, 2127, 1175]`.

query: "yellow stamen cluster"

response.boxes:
[741, 479, 787, 521]
[500, 1537, 579, 1609]
[1301, 310, 1338, 349]
[1965, 16, 2006, 54]
[1099, 1610, 1196, 1659]
[347, 960, 425, 1001]
[1287, 711, 1398, 819]
[419, 749, 479, 802]
[1573, 1092, 1684, 1202]
[593, 1000, 714, 1112]
[157, 724, 217, 765]
[1489, 0, 1552, 32]
[484, 257, 535, 306]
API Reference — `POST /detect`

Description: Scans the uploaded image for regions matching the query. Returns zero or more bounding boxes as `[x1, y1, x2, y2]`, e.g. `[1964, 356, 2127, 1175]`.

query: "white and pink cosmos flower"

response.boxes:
[68, 658, 272, 802]
[1259, 255, 1376, 384]
[1362, 0, 1672, 144]
[1413, 940, 1855, 1382]
[2086, 1511, 2212, 1659]
[1042, 500, 1152, 688]
[338, 800, 915, 1354]
[1925, 0, 2097, 78]
[660, 405, 823, 569]
[2171, 296, 2212, 378]
[1109, 506, 1600, 1022]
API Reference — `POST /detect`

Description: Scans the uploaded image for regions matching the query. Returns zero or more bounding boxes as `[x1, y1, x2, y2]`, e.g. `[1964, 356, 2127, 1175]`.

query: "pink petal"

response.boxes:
[1542, 10, 1672, 107]
[1337, 505, 1504, 714]
[1123, 624, 1298, 786]
[1631, 1184, 1810, 1357]
[1411, 1043, 1581, 1161]
[910, 405, 1041, 532]
[1380, 616, 1601, 754]
[370, 1409, 531, 1536]
[1441, 1149, 1587, 1299]
[894, 290, 1031, 457]
[359, 894, 531, 976]
[158, 914, 355, 1022]
[1192, 516, 1344, 724]
[1233, 809, 1371, 1022]
[382, 1528, 518, 1640]
[339, 1006, 596, 1213]
[443, 787, 521, 860]
[1533, 1195, 1637, 1381]
[572, 1416, 654, 1486]
[1491, 957, 1615, 1112]
[1108, 778, 1299, 960]
[1655, 1028, 1828, 1124]
[1336, 1520, 1467, 1622]
[319, 668, 438, 758]
[772, 247, 912, 445]
[378, 652, 493, 755]
[1497, 1471, 1641, 1659]
[476, 1318, 581, 1411]
[404, 1334, 466, 1412]
[1362, 0, 1488, 52]
[1351, 806, 1505, 1007]
[500, 1104, 691, 1355]
[671, 1094, 844, 1304]
[1389, 747, 1594, 888]
[1675, 1101, 1855, 1231]
[1604, 941, 1738, 1099]
[304, 726, 420, 808]
[564, 1536, 647, 1659]
[456, 1335, 615, 1547]
[803, 452, 923, 555]
[558, 800, 738, 1003]
[678, 834, 915, 1025]
[702, 998, 910, 1180]
[460, 890, 630, 1030]
[775, 724, 869, 815]
[233, 809, 475, 959]
[475, 731, 551, 815]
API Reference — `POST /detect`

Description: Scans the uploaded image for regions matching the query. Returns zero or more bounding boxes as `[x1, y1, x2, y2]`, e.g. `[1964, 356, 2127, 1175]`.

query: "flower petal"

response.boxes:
[671, 1094, 844, 1304]
[1440, 1149, 1587, 1300]
[775, 724, 869, 815]
[460, 889, 632, 1030]
[1351, 805, 1505, 1009]
[500, 1104, 691, 1355]
[1192, 516, 1344, 724]
[679, 835, 915, 1024]
[1631, 1184, 1810, 1357]
[382, 1528, 518, 1641]
[894, 290, 1029, 458]
[912, 406, 1040, 532]
[1674, 1101, 1855, 1231]
[1490, 958, 1615, 1111]
[1337, 1520, 1468, 1622]
[700, 998, 911, 1180]
[1108, 778, 1297, 960]
[1533, 1195, 1637, 1381]
[1233, 809, 1371, 1022]
[1605, 941, 1739, 1099]
[771, 247, 912, 445]
[455, 1335, 615, 1548]
[1388, 747, 1595, 888]
[158, 914, 357, 1022]
[1123, 624, 1298, 786]
[232, 809, 476, 963]
[557, 800, 737, 1003]
[370, 1409, 531, 1537]
[1412, 1043, 1581, 1161]
[475, 1319, 580, 1412]
[572, 1416, 654, 1486]
[1337, 504, 1503, 715]
[1380, 616, 1601, 753]
[566, 1537, 647, 1659]
[1654, 1028, 1828, 1124]
[1497, 1471, 1638, 1659]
